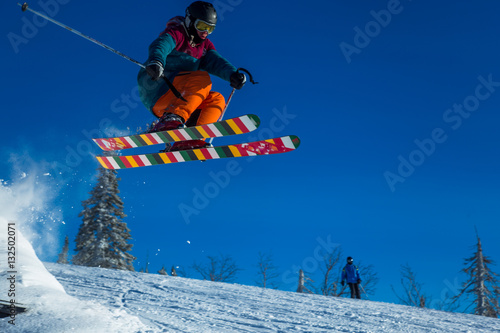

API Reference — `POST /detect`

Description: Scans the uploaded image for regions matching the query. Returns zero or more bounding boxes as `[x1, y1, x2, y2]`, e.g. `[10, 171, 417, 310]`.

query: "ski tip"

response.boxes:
[92, 139, 107, 151]
[288, 135, 301, 149]
[247, 114, 261, 128]
[93, 138, 127, 151]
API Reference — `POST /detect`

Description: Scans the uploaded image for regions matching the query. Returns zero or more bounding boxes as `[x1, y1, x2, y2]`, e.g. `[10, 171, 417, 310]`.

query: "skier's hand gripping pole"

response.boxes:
[207, 68, 258, 146]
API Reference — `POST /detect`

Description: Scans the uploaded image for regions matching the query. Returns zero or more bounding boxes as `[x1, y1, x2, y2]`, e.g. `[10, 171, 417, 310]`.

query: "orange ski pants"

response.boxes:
[152, 71, 225, 126]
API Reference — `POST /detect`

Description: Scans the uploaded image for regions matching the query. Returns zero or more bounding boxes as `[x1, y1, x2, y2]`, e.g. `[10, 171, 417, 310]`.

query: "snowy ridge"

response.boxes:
[0, 224, 145, 333]
[1, 227, 499, 332]
[47, 263, 500, 333]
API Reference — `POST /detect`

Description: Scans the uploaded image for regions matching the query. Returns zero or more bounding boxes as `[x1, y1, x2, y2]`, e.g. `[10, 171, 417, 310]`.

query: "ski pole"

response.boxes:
[17, 2, 186, 101]
[339, 284, 347, 296]
[359, 284, 369, 300]
[218, 68, 258, 122]
[207, 88, 236, 145]
[207, 68, 257, 145]
[218, 88, 237, 123]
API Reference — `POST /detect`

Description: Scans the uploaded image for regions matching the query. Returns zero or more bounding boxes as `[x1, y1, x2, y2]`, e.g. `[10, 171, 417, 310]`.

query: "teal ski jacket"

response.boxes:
[137, 16, 237, 113]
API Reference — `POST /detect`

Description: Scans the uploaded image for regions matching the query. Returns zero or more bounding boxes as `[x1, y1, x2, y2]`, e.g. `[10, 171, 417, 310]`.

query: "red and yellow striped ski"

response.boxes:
[96, 135, 301, 169]
[93, 114, 260, 151]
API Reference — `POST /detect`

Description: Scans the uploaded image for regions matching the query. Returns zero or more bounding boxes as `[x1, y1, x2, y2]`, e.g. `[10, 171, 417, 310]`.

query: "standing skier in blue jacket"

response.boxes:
[341, 256, 362, 299]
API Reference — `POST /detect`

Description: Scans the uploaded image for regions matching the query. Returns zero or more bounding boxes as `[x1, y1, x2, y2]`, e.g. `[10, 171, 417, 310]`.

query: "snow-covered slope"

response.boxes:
[1, 229, 499, 333]
[0, 224, 145, 333]
[45, 263, 500, 333]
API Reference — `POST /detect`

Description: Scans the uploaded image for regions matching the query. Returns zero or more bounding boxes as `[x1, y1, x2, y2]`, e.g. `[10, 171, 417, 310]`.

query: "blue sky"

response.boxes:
[2, 0, 500, 307]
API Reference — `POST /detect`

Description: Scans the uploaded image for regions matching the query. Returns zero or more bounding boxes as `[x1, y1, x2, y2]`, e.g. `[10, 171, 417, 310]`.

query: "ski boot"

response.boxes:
[150, 113, 185, 132]
[162, 140, 211, 152]
[152, 113, 210, 152]
[168, 140, 211, 152]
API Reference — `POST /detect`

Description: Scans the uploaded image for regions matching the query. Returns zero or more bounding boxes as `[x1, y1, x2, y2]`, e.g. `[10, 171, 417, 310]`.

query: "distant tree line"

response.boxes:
[56, 164, 499, 319]
[390, 231, 500, 318]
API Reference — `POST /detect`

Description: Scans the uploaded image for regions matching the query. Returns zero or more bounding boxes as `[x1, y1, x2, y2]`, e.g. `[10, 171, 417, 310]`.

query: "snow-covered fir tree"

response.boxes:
[454, 232, 500, 318]
[73, 166, 136, 271]
[56, 235, 70, 264]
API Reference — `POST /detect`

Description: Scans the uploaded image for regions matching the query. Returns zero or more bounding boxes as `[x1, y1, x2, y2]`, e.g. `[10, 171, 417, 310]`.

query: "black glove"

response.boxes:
[146, 61, 164, 81]
[230, 71, 246, 89]
[341, 280, 345, 287]
[357, 279, 361, 284]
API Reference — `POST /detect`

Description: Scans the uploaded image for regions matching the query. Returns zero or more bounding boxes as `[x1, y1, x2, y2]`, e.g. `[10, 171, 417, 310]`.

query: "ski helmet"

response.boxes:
[186, 1, 217, 26]
[184, 2, 217, 43]
[347, 257, 354, 264]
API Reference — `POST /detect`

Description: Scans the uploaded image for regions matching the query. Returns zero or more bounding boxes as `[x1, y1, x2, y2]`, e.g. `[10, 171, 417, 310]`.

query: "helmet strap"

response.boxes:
[184, 15, 203, 45]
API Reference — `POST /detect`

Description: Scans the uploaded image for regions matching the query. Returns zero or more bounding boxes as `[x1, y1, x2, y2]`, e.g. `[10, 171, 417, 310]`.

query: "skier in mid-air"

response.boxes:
[137, 1, 246, 151]
[341, 256, 362, 299]
[17, 1, 300, 169]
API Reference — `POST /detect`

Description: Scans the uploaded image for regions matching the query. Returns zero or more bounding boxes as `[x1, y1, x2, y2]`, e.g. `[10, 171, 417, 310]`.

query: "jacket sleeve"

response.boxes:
[341, 267, 346, 282]
[356, 266, 361, 281]
[147, 33, 177, 66]
[200, 49, 237, 82]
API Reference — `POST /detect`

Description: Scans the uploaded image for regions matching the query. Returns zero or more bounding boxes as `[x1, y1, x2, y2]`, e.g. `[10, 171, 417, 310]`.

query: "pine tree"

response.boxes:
[454, 231, 500, 318]
[57, 236, 70, 264]
[73, 166, 136, 271]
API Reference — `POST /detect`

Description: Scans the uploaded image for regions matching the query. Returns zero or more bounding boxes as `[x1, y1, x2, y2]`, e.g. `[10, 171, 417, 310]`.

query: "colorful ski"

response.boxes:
[96, 135, 301, 169]
[93, 114, 260, 151]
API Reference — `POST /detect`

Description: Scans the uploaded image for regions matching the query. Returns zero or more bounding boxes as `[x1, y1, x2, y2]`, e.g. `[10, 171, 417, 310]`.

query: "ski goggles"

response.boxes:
[194, 19, 216, 34]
